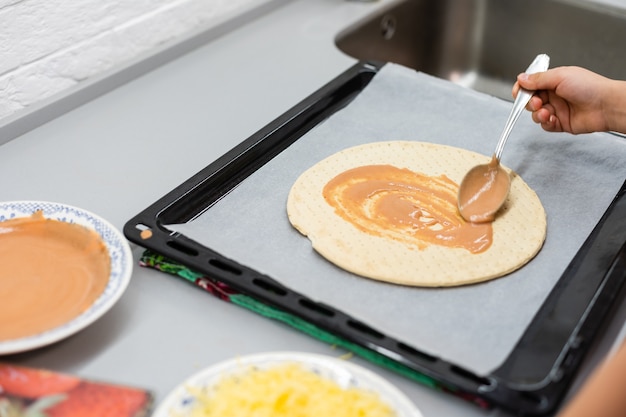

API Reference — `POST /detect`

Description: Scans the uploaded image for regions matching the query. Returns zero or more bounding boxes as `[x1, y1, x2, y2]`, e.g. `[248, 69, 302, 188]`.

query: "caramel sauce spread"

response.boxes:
[323, 165, 492, 254]
[0, 211, 110, 341]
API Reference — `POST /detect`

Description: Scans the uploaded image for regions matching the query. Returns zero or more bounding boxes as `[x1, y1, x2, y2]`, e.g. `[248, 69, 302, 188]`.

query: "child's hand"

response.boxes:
[512, 66, 626, 135]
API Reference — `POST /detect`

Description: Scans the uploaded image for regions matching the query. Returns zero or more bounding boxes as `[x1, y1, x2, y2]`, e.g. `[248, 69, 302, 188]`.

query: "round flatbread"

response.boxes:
[286, 141, 546, 287]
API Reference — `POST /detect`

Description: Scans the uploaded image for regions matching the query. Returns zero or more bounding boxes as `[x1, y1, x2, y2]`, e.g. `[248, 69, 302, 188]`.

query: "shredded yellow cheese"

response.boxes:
[183, 363, 396, 417]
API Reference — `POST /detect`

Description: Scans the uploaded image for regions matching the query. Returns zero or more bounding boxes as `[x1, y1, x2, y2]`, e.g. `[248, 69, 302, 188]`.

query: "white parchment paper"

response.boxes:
[170, 63, 626, 375]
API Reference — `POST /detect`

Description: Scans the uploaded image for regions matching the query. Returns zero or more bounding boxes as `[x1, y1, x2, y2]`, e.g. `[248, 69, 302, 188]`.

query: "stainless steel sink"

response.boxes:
[336, 0, 626, 100]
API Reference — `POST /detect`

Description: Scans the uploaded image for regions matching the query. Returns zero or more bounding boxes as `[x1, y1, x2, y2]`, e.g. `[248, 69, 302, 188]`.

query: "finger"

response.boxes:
[546, 94, 572, 132]
[516, 72, 530, 88]
[532, 108, 549, 124]
[537, 90, 550, 104]
[541, 115, 562, 132]
[527, 96, 544, 112]
[540, 103, 557, 122]
[512, 81, 521, 98]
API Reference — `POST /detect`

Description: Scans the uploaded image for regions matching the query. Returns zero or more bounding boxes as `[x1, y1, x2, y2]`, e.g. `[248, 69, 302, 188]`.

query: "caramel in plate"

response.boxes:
[0, 211, 110, 341]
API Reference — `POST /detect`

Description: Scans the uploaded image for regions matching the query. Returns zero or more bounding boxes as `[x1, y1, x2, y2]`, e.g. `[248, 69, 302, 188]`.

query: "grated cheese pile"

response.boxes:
[183, 363, 397, 417]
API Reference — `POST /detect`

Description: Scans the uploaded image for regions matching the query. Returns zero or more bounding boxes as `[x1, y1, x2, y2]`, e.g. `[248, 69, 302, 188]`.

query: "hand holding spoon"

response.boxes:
[458, 54, 550, 223]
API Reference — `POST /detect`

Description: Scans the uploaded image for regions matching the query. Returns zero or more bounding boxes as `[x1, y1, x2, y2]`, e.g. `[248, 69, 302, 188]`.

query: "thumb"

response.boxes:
[517, 69, 560, 91]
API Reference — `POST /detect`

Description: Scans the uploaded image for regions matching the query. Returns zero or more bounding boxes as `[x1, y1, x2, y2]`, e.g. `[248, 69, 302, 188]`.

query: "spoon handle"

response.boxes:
[494, 54, 550, 161]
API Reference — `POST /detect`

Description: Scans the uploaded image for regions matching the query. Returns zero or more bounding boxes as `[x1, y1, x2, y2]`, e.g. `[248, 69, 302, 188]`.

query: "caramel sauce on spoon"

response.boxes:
[457, 155, 511, 223]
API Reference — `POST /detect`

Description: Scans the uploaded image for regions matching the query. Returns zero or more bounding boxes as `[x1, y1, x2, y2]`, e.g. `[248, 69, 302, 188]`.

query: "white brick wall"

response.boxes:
[0, 0, 275, 122]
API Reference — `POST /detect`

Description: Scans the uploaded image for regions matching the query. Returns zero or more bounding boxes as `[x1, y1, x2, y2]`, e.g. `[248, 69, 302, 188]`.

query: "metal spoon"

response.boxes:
[458, 53, 550, 223]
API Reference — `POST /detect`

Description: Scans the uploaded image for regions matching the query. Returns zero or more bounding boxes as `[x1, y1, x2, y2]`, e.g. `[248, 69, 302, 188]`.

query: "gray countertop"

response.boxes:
[2, 1, 626, 416]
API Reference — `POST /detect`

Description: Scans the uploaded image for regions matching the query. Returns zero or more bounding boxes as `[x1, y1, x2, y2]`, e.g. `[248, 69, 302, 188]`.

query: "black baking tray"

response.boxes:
[124, 61, 626, 416]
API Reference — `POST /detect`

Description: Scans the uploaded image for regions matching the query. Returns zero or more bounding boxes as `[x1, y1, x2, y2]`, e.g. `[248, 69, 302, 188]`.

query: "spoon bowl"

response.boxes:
[458, 155, 511, 223]
[458, 54, 550, 223]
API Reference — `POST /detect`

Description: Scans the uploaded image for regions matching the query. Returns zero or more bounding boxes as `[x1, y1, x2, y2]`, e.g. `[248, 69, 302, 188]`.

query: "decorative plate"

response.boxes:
[153, 352, 423, 417]
[0, 201, 133, 355]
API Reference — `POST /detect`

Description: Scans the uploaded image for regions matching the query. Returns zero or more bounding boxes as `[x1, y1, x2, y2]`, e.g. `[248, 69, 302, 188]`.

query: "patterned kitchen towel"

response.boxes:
[139, 249, 489, 409]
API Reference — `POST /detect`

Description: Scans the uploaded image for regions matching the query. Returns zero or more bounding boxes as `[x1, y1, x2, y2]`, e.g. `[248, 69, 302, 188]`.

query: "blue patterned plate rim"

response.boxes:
[0, 201, 133, 355]
[153, 351, 423, 417]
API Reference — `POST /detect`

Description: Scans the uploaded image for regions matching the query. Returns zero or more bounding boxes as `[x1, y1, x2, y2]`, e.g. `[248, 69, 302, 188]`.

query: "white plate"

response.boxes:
[0, 200, 133, 355]
[154, 352, 423, 417]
